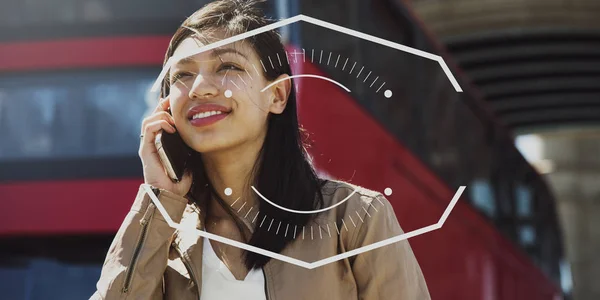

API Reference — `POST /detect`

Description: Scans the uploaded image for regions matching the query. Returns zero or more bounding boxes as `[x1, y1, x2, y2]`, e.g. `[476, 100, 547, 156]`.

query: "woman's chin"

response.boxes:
[190, 143, 220, 154]
[189, 140, 231, 154]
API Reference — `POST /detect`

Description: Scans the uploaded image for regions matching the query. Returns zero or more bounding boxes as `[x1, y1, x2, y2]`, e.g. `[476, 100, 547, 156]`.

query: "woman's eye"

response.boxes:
[171, 72, 193, 83]
[218, 63, 243, 72]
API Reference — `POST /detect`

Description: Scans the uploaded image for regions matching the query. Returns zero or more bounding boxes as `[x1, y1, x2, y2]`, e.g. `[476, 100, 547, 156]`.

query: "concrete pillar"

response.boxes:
[538, 129, 600, 300]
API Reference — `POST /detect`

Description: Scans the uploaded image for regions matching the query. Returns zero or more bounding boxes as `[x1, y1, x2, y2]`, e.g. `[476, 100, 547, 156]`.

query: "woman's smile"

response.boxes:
[186, 103, 232, 127]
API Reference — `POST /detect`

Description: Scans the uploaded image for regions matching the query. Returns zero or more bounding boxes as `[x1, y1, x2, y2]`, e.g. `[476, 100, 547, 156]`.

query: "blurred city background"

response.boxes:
[0, 0, 599, 299]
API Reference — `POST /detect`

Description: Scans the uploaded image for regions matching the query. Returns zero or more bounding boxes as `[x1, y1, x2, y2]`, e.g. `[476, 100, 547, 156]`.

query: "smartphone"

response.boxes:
[155, 129, 192, 182]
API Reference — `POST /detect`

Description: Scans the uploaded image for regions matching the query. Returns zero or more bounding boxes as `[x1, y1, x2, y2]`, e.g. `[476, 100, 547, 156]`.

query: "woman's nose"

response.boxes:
[188, 73, 219, 99]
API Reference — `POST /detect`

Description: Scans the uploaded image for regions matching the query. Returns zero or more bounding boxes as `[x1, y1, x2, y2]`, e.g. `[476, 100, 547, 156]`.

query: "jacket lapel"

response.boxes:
[173, 204, 205, 297]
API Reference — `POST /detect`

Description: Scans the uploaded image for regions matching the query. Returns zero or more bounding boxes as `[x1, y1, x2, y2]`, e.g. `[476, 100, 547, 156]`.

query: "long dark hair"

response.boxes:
[160, 0, 325, 269]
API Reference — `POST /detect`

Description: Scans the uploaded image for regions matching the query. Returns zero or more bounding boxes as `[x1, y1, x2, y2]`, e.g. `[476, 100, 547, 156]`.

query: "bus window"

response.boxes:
[0, 235, 112, 300]
[0, 69, 155, 160]
[470, 179, 497, 219]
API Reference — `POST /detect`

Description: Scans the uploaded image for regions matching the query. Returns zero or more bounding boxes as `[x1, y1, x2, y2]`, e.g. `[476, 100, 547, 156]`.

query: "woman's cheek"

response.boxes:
[169, 88, 186, 99]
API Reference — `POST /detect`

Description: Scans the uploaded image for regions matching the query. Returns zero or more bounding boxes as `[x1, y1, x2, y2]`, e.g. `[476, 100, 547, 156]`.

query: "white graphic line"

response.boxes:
[362, 206, 372, 217]
[341, 219, 349, 231]
[152, 14, 461, 93]
[376, 82, 386, 93]
[244, 207, 253, 218]
[370, 76, 379, 87]
[230, 80, 241, 90]
[363, 71, 372, 82]
[260, 74, 351, 93]
[151, 15, 304, 92]
[237, 74, 247, 86]
[245, 69, 254, 80]
[142, 184, 465, 270]
[349, 62, 356, 74]
[310, 223, 441, 269]
[356, 66, 364, 78]
[221, 69, 230, 85]
[260, 60, 267, 72]
[237, 202, 247, 213]
[268, 56, 274, 69]
[267, 219, 274, 231]
[369, 202, 379, 212]
[438, 186, 465, 224]
[251, 185, 357, 213]
[355, 211, 364, 223]
[349, 215, 357, 227]
[252, 63, 261, 76]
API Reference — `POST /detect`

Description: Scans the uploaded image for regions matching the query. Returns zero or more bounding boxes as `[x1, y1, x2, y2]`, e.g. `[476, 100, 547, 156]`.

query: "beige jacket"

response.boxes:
[91, 180, 430, 299]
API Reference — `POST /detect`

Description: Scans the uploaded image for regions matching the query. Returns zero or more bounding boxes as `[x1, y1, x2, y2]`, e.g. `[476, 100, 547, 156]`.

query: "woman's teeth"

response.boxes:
[192, 111, 223, 120]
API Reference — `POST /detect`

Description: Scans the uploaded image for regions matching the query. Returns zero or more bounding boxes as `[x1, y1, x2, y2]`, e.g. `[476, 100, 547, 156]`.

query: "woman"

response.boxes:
[92, 1, 430, 299]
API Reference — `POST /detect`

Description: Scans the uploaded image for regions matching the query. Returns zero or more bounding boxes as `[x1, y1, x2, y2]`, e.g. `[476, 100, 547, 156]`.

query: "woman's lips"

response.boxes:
[187, 103, 231, 127]
[189, 112, 229, 127]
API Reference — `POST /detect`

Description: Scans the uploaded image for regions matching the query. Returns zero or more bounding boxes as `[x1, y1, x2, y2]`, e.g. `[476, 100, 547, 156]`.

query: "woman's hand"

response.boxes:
[138, 97, 193, 197]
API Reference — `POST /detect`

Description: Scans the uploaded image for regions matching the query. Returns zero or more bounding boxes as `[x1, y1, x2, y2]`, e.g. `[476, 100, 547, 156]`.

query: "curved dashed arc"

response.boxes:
[260, 74, 351, 93]
[251, 185, 358, 214]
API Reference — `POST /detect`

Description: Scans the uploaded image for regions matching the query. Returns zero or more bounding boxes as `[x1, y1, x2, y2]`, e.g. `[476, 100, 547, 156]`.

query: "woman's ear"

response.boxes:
[268, 74, 291, 114]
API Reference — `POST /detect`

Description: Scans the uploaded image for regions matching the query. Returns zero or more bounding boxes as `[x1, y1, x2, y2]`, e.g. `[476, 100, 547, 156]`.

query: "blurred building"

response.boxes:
[412, 0, 600, 299]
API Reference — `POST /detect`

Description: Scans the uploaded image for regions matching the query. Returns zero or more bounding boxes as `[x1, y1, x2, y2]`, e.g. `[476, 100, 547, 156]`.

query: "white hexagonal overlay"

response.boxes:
[147, 14, 465, 269]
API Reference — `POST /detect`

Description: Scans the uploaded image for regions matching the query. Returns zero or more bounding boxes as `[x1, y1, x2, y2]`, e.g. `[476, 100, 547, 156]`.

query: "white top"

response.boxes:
[200, 237, 266, 300]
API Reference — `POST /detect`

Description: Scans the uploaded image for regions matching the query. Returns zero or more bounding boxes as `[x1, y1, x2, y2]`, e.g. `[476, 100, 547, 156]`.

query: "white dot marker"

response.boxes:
[384, 90, 392, 98]
[224, 188, 232, 196]
[224, 89, 233, 98]
[384, 188, 392, 196]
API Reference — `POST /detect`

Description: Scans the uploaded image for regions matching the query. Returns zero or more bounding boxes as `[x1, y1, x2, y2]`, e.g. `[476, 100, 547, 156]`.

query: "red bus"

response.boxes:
[0, 0, 564, 299]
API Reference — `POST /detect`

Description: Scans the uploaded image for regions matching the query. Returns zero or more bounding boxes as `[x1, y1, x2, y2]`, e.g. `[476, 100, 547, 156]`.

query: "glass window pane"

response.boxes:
[470, 179, 496, 218]
[516, 185, 533, 218]
[519, 225, 536, 246]
[0, 259, 101, 300]
[0, 69, 155, 160]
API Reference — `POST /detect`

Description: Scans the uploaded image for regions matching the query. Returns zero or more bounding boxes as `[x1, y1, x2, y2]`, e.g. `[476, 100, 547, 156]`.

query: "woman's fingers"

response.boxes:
[139, 120, 176, 155]
[141, 111, 175, 129]
[153, 96, 171, 113]
[180, 169, 194, 193]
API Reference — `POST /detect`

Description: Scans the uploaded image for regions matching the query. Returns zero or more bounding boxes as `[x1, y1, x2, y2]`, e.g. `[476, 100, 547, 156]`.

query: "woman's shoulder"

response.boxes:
[317, 179, 401, 250]
[318, 178, 391, 217]
[320, 179, 382, 198]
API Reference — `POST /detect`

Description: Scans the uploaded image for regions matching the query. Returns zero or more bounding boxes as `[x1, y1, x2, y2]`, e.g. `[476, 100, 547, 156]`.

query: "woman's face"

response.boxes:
[167, 32, 289, 154]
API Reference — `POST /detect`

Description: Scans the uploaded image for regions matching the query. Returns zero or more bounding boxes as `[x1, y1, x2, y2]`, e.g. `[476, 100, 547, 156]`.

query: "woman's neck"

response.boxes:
[201, 138, 263, 217]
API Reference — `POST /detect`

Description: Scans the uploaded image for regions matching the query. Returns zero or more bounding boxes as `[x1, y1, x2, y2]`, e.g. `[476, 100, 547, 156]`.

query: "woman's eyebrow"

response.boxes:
[172, 56, 218, 68]
[174, 56, 198, 66]
[171, 48, 247, 68]
[211, 48, 248, 60]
